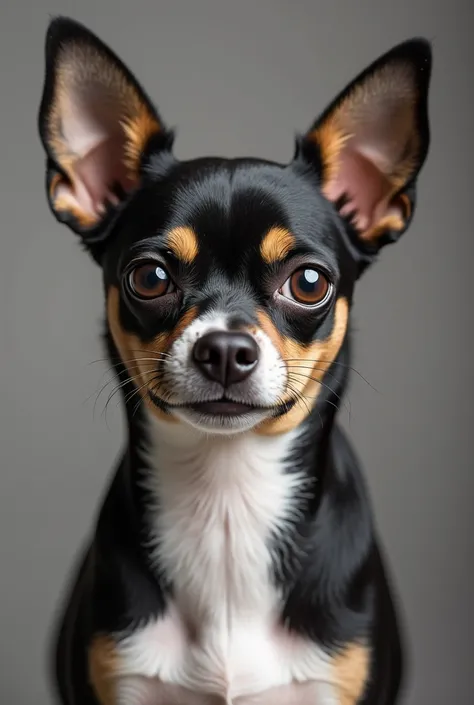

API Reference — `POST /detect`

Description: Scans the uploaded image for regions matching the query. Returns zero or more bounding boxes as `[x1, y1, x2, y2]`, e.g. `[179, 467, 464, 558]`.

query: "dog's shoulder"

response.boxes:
[280, 423, 376, 644]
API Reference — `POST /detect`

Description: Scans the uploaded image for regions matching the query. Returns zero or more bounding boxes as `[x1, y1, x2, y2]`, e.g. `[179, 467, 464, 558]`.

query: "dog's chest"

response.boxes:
[144, 429, 300, 619]
[117, 424, 337, 702]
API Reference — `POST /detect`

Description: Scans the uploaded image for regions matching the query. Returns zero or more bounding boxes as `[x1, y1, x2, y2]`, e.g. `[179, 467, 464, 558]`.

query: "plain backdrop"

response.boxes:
[0, 1, 472, 703]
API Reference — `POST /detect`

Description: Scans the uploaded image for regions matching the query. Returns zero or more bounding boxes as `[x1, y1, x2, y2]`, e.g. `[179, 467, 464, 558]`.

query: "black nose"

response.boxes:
[192, 331, 259, 387]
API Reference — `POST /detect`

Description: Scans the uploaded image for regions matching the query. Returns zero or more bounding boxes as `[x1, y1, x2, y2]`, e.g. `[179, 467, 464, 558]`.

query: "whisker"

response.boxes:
[98, 366, 167, 422]
[87, 350, 172, 370]
[286, 382, 312, 417]
[286, 382, 324, 429]
[287, 365, 342, 399]
[92, 370, 142, 414]
[88, 356, 171, 370]
[86, 356, 170, 411]
[98, 373, 145, 422]
[282, 359, 378, 392]
[122, 378, 156, 418]
[84, 364, 153, 405]
[286, 372, 350, 421]
[133, 376, 174, 418]
[282, 364, 344, 393]
[122, 369, 167, 408]
[287, 370, 351, 415]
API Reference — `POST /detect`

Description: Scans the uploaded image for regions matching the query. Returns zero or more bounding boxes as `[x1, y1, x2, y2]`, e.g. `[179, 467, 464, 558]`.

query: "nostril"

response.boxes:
[193, 338, 218, 364]
[208, 348, 221, 365]
[235, 348, 255, 367]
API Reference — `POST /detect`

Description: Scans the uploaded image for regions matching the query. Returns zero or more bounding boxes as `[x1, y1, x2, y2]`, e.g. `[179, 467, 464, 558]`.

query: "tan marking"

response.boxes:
[107, 287, 198, 422]
[334, 643, 371, 704]
[51, 185, 99, 228]
[361, 212, 405, 243]
[167, 305, 199, 346]
[166, 226, 199, 264]
[121, 109, 162, 176]
[45, 40, 161, 226]
[49, 171, 98, 227]
[314, 120, 354, 188]
[260, 227, 295, 264]
[256, 297, 349, 435]
[308, 61, 420, 242]
[88, 635, 120, 704]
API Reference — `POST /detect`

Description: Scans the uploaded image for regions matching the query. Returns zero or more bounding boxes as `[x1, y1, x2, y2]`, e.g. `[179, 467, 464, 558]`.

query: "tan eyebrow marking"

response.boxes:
[165, 226, 199, 264]
[260, 226, 295, 264]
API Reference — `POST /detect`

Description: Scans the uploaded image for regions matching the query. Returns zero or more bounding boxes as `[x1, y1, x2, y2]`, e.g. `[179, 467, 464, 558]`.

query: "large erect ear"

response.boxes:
[299, 39, 432, 255]
[38, 17, 171, 244]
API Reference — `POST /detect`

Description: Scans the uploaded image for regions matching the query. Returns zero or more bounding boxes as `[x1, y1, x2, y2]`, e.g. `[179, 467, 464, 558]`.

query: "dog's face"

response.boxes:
[38, 18, 431, 436]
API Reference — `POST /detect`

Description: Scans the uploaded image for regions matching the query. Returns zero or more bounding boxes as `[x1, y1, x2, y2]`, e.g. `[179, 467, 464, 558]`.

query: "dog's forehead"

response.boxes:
[174, 160, 333, 240]
[130, 158, 339, 264]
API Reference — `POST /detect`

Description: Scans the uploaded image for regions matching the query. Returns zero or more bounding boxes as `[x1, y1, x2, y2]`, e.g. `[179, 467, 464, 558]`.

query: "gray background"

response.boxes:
[0, 0, 472, 703]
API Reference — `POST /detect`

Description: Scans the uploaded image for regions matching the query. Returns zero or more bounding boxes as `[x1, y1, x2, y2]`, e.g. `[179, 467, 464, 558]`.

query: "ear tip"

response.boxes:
[400, 37, 432, 62]
[45, 16, 96, 54]
[46, 15, 79, 39]
[388, 37, 433, 75]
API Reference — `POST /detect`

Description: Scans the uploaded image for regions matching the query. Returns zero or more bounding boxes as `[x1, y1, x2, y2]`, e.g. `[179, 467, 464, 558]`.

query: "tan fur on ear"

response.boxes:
[48, 41, 161, 174]
[308, 60, 423, 243]
[121, 110, 162, 176]
[43, 39, 162, 228]
[310, 62, 420, 184]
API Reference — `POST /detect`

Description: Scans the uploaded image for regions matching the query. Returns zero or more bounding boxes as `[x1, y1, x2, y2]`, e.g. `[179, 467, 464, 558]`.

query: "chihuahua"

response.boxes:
[38, 16, 431, 705]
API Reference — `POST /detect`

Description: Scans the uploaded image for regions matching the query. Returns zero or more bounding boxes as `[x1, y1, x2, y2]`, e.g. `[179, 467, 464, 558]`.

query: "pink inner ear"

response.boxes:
[73, 135, 136, 216]
[54, 136, 136, 221]
[52, 87, 139, 222]
[324, 145, 397, 232]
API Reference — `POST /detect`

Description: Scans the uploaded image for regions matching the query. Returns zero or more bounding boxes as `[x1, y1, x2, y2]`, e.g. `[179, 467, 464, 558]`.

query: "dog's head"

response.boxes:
[38, 17, 431, 436]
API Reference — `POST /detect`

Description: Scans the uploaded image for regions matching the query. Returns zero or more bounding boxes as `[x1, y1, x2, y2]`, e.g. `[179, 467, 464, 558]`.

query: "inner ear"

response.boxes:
[49, 79, 146, 222]
[40, 19, 165, 231]
[304, 42, 431, 244]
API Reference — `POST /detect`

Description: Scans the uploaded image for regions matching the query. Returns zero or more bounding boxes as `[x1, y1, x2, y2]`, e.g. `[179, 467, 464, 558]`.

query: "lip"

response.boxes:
[188, 400, 259, 416]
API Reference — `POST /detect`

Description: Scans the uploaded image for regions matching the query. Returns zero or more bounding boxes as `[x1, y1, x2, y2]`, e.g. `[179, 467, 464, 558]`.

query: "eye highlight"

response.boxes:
[127, 262, 175, 300]
[280, 267, 331, 307]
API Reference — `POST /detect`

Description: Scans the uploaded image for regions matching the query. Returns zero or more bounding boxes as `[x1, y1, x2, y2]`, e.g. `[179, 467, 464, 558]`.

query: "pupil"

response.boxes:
[144, 266, 167, 289]
[298, 269, 319, 293]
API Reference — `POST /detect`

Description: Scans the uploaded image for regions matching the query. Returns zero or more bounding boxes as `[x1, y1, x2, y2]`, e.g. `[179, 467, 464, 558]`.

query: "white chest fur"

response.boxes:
[114, 417, 339, 703]
[143, 418, 303, 621]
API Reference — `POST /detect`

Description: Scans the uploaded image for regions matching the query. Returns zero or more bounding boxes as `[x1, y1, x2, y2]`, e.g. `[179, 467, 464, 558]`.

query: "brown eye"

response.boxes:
[128, 262, 174, 300]
[280, 267, 331, 306]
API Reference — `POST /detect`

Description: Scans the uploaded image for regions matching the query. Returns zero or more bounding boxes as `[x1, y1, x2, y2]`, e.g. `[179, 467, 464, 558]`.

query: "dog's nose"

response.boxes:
[193, 331, 259, 386]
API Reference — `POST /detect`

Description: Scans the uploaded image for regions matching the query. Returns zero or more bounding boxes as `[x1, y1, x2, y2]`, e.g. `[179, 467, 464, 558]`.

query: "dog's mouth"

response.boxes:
[147, 388, 297, 432]
[148, 389, 266, 417]
[188, 400, 258, 417]
[147, 390, 295, 429]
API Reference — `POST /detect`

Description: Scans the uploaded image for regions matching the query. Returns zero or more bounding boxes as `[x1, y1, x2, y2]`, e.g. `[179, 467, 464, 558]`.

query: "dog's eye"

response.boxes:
[128, 263, 175, 300]
[280, 267, 330, 306]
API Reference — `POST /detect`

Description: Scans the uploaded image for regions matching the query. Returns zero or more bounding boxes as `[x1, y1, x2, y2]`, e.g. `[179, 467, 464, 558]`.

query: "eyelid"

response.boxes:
[267, 253, 337, 286]
[125, 252, 166, 269]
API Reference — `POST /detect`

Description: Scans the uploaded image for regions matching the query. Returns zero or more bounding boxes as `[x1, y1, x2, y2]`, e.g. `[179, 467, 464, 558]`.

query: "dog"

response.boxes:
[37, 16, 432, 705]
